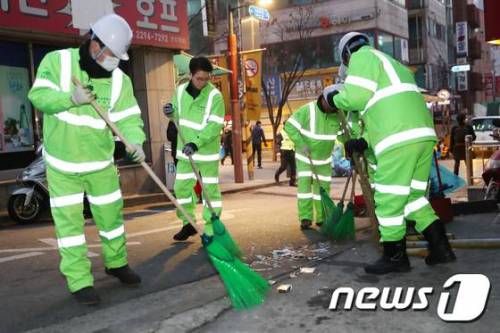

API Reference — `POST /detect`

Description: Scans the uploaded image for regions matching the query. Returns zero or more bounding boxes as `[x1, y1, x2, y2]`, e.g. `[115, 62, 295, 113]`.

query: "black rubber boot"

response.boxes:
[422, 220, 456, 265]
[289, 176, 297, 187]
[300, 219, 312, 230]
[105, 265, 141, 285]
[173, 224, 197, 241]
[274, 172, 280, 184]
[364, 239, 411, 275]
[72, 286, 100, 305]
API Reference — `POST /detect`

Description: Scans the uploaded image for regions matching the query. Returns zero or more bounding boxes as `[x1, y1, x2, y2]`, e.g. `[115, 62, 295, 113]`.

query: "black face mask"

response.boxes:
[79, 39, 112, 79]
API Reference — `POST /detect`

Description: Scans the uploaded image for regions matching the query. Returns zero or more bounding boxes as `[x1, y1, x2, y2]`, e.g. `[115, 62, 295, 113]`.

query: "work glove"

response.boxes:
[322, 84, 343, 109]
[163, 103, 174, 119]
[127, 144, 146, 163]
[302, 146, 311, 156]
[344, 138, 368, 157]
[182, 142, 198, 156]
[71, 84, 95, 106]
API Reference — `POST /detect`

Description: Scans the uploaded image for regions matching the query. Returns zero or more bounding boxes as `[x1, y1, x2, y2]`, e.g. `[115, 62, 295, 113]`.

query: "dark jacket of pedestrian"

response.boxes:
[167, 121, 178, 166]
[251, 122, 267, 146]
[450, 114, 476, 161]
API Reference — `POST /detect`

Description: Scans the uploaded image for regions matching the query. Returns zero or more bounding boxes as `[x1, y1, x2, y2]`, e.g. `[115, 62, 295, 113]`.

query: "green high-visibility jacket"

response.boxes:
[332, 45, 436, 158]
[280, 129, 294, 151]
[284, 101, 343, 165]
[171, 82, 225, 163]
[28, 48, 145, 174]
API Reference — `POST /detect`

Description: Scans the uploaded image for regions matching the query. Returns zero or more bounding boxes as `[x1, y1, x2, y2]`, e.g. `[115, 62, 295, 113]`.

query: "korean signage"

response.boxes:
[456, 21, 468, 57]
[451, 64, 471, 73]
[287, 76, 324, 101]
[457, 72, 468, 92]
[249, 5, 270, 22]
[0, 0, 189, 49]
[243, 50, 263, 121]
[262, 75, 281, 107]
[483, 73, 494, 101]
[267, 7, 375, 34]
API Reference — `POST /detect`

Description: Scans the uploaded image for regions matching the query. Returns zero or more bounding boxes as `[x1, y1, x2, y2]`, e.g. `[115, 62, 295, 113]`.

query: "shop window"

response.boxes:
[378, 32, 395, 57]
[0, 41, 36, 170]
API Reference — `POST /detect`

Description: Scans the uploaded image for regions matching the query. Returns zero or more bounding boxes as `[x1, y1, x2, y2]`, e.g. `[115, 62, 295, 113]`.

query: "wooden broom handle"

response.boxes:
[336, 109, 378, 230]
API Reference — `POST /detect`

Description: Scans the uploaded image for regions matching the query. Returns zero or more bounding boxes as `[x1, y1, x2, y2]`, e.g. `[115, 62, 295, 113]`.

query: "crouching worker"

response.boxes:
[285, 89, 344, 230]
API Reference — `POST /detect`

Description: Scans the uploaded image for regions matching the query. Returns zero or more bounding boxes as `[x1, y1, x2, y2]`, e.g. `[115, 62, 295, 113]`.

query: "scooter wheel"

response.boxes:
[8, 194, 42, 224]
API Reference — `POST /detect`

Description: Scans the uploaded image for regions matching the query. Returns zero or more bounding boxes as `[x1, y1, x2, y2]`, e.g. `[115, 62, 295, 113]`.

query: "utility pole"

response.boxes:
[228, 4, 244, 183]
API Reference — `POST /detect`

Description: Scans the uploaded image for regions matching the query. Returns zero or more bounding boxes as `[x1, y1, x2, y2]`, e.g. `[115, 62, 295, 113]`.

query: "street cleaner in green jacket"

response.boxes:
[285, 89, 344, 230]
[324, 32, 456, 275]
[28, 14, 145, 304]
[163, 57, 225, 241]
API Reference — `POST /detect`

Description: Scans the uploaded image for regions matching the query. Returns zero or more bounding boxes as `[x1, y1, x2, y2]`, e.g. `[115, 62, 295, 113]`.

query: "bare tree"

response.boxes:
[261, 6, 315, 160]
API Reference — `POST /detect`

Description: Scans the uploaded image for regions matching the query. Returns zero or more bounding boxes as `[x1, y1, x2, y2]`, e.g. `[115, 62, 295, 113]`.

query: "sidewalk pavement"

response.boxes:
[29, 212, 500, 333]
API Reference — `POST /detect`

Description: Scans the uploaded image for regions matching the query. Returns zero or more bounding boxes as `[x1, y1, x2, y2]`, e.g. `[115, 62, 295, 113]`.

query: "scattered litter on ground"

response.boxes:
[250, 242, 332, 271]
[300, 267, 316, 274]
[277, 284, 292, 293]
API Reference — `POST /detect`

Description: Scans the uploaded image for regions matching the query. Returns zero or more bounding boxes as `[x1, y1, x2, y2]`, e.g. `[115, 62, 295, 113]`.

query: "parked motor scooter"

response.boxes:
[483, 150, 500, 201]
[483, 120, 500, 201]
[8, 145, 48, 223]
[8, 144, 92, 224]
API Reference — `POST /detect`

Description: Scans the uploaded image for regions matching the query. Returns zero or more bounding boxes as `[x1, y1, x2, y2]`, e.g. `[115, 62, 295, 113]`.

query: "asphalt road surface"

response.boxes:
[0, 185, 348, 332]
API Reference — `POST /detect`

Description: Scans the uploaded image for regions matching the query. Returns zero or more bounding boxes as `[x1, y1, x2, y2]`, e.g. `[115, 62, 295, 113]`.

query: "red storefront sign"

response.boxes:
[0, 0, 189, 49]
[484, 0, 500, 43]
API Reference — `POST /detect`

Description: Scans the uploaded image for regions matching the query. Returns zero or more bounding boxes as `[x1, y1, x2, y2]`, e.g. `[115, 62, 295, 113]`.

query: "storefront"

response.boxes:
[0, 0, 189, 211]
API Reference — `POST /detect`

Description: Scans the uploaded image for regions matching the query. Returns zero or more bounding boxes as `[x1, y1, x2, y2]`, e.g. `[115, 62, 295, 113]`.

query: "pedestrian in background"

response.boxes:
[450, 113, 476, 175]
[275, 121, 296, 186]
[221, 127, 233, 165]
[252, 120, 267, 169]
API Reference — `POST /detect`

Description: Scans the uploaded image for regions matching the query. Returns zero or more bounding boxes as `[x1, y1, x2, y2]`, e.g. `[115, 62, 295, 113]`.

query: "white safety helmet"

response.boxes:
[90, 14, 133, 61]
[338, 32, 370, 66]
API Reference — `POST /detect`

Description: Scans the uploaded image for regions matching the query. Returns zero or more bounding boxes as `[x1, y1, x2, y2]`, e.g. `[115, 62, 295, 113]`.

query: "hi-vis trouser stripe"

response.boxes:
[373, 141, 438, 242]
[44, 149, 113, 174]
[173, 160, 222, 236]
[296, 157, 332, 224]
[47, 164, 128, 293]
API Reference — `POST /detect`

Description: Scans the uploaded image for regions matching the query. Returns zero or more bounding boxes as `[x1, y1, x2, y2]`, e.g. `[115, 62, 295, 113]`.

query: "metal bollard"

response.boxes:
[465, 135, 473, 186]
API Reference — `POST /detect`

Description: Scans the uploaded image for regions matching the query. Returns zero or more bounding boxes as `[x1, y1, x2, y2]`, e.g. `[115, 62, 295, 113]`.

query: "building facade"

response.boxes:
[407, 0, 449, 92]
[453, 0, 495, 114]
[214, 0, 409, 107]
[0, 0, 188, 211]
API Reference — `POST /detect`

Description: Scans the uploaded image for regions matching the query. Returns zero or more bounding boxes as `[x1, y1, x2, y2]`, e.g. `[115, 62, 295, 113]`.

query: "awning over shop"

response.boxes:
[174, 51, 232, 77]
